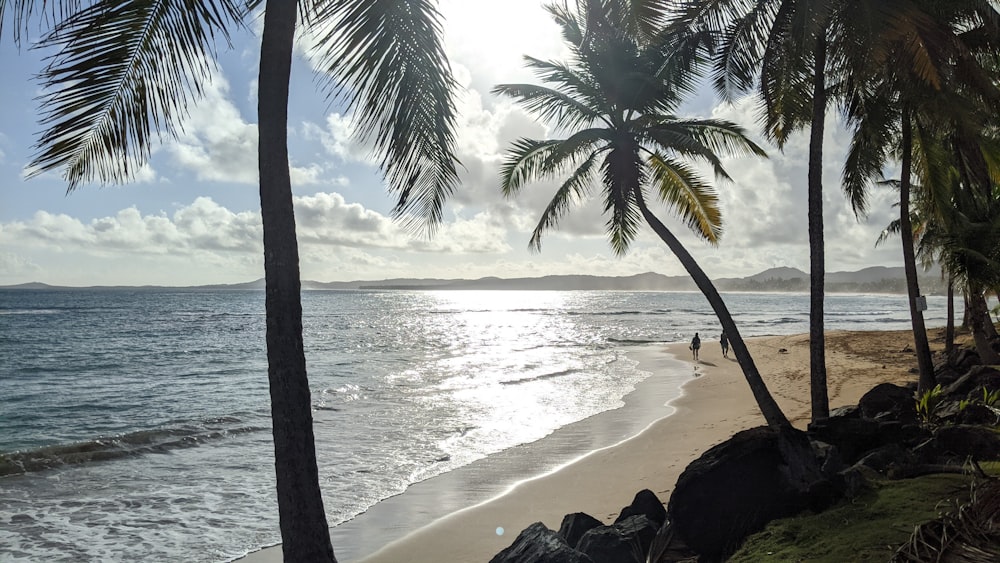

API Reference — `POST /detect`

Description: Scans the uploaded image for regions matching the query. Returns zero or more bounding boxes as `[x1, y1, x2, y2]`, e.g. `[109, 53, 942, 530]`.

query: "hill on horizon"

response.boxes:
[2, 266, 948, 294]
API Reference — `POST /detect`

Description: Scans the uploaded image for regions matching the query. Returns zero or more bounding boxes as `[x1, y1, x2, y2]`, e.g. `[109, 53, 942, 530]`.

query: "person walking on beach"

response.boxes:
[690, 332, 701, 361]
[720, 330, 729, 358]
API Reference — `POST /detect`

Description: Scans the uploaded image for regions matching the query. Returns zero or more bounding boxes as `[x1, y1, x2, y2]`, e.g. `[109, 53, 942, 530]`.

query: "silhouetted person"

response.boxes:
[720, 330, 729, 358]
[690, 332, 701, 361]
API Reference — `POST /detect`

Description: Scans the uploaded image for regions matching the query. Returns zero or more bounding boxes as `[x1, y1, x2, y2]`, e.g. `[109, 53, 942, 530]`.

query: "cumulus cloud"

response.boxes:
[165, 72, 326, 186]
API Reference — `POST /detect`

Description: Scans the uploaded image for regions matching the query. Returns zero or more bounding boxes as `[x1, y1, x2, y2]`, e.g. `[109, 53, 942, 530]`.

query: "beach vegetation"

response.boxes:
[2, 0, 461, 560]
[728, 473, 976, 563]
[915, 383, 945, 424]
[493, 0, 790, 428]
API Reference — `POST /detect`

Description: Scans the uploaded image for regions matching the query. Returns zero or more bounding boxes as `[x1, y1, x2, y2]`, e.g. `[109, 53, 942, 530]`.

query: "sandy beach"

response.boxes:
[240, 329, 921, 563]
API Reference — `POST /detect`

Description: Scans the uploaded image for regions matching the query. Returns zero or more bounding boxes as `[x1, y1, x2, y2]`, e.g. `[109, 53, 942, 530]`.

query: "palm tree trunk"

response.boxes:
[808, 33, 829, 421]
[968, 289, 1000, 364]
[635, 191, 790, 428]
[258, 2, 336, 561]
[963, 293, 972, 328]
[985, 296, 998, 340]
[899, 110, 936, 392]
[946, 277, 955, 361]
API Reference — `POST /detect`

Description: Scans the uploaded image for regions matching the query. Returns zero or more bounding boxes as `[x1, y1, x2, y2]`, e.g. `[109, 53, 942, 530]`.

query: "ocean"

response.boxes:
[0, 289, 956, 562]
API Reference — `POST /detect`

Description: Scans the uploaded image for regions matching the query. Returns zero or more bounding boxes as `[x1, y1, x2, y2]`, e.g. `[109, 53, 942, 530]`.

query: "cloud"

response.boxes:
[164, 72, 326, 186]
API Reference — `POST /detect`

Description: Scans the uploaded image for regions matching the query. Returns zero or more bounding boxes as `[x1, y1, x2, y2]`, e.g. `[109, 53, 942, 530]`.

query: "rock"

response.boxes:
[810, 439, 847, 476]
[929, 425, 1000, 462]
[577, 515, 657, 563]
[839, 464, 878, 498]
[666, 426, 830, 561]
[557, 512, 603, 549]
[808, 415, 882, 463]
[829, 405, 860, 419]
[858, 383, 918, 423]
[954, 348, 981, 371]
[614, 488, 667, 527]
[489, 522, 593, 563]
[856, 443, 917, 473]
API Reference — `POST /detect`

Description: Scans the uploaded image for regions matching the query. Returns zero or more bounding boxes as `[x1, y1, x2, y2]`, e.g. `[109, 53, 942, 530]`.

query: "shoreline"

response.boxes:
[238, 344, 693, 562]
[238, 329, 919, 562]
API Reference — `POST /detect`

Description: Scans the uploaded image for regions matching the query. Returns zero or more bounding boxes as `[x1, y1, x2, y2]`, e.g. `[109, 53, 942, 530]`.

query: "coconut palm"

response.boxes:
[842, 1, 1000, 387]
[495, 0, 789, 427]
[674, 0, 999, 418]
[672, 0, 837, 421]
[2, 0, 460, 560]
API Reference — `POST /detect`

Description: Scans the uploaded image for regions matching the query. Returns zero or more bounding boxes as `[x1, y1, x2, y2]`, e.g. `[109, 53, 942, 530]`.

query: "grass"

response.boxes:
[726, 473, 977, 562]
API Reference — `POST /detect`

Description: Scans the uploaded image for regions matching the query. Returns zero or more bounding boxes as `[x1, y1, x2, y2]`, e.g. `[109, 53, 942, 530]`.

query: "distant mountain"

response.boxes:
[745, 267, 809, 282]
[1, 267, 948, 294]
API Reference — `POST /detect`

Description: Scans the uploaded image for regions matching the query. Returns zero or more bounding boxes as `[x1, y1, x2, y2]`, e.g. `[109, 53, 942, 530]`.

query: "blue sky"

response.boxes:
[0, 1, 904, 287]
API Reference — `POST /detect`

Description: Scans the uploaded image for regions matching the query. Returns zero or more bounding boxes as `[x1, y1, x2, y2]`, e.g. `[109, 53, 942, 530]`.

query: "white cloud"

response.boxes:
[165, 72, 325, 186]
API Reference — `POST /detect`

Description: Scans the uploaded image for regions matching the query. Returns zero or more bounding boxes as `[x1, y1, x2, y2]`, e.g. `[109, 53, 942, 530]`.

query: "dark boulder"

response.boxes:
[557, 512, 603, 550]
[667, 426, 830, 561]
[929, 425, 1000, 462]
[614, 488, 667, 527]
[858, 383, 917, 423]
[489, 522, 593, 563]
[577, 515, 657, 563]
[856, 442, 918, 473]
[808, 415, 882, 463]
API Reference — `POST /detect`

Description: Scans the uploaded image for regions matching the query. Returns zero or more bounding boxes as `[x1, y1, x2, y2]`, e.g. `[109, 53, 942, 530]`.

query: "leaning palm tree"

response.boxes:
[2, 0, 460, 560]
[495, 0, 789, 427]
[673, 0, 837, 422]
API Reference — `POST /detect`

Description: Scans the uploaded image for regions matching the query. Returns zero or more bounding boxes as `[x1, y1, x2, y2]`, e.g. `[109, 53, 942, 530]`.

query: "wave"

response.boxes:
[0, 308, 63, 315]
[607, 337, 670, 344]
[0, 418, 265, 477]
[500, 368, 578, 385]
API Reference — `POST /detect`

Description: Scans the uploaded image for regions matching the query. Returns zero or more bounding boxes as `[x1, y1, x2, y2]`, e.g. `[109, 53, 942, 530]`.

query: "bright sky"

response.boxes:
[0, 1, 904, 287]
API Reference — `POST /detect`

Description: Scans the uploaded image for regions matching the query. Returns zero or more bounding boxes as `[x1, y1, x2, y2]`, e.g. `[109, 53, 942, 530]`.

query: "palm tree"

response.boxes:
[494, 0, 789, 428]
[676, 0, 1000, 416]
[841, 1, 1000, 388]
[673, 0, 836, 422]
[3, 0, 460, 560]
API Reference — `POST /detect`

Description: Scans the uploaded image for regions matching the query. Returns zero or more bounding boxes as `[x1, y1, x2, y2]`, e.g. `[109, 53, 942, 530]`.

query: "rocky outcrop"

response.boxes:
[489, 522, 593, 563]
[557, 512, 602, 549]
[492, 491, 670, 563]
[666, 426, 832, 560]
[576, 515, 657, 563]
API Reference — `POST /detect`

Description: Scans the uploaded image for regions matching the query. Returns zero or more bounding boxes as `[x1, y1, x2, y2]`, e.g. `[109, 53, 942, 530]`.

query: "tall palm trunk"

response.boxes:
[635, 190, 790, 428]
[946, 277, 955, 361]
[899, 111, 936, 392]
[808, 33, 829, 421]
[258, 2, 336, 561]
[968, 289, 1000, 364]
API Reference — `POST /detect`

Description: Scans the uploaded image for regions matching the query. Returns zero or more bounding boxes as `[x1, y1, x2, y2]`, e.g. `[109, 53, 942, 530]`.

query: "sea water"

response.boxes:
[0, 289, 955, 562]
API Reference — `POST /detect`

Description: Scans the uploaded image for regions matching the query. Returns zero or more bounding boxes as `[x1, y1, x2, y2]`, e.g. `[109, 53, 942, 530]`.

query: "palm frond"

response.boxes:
[528, 151, 600, 251]
[28, 0, 244, 190]
[0, 0, 83, 45]
[875, 218, 903, 248]
[309, 0, 460, 229]
[602, 145, 644, 255]
[647, 152, 722, 244]
[842, 88, 898, 217]
[645, 118, 765, 181]
[499, 138, 562, 197]
[492, 81, 604, 132]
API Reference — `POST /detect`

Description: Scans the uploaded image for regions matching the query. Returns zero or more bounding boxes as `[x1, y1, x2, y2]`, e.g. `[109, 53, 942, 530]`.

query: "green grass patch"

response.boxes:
[727, 473, 975, 562]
